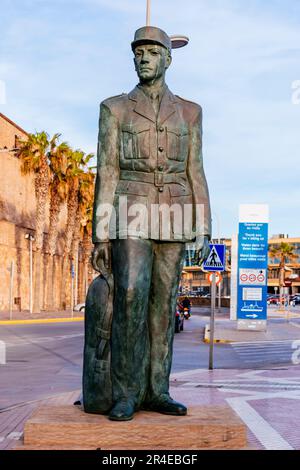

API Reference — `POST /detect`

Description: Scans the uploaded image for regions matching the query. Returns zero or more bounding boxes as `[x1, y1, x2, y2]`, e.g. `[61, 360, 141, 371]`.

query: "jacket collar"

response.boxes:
[128, 85, 177, 124]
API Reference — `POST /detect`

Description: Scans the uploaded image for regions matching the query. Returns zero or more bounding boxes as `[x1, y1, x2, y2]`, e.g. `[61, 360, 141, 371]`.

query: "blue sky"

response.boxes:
[1, 0, 300, 238]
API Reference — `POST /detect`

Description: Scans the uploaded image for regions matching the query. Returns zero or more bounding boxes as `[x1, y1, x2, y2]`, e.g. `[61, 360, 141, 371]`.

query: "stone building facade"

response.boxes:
[0, 113, 93, 312]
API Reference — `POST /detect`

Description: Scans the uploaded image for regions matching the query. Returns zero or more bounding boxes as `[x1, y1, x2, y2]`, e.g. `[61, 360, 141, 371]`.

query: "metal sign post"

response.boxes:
[203, 244, 226, 371]
[209, 272, 216, 370]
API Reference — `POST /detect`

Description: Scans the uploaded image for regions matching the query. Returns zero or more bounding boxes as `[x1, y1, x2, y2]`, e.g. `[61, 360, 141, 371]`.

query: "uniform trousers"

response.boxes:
[111, 238, 186, 407]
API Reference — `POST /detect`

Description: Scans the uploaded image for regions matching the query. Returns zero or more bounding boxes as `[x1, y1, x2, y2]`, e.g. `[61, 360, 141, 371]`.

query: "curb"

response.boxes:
[0, 317, 84, 326]
[203, 324, 233, 344]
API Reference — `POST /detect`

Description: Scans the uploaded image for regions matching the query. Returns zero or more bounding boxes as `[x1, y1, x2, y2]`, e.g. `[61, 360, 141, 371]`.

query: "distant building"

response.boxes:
[0, 113, 32, 311]
[268, 235, 300, 293]
[0, 113, 91, 312]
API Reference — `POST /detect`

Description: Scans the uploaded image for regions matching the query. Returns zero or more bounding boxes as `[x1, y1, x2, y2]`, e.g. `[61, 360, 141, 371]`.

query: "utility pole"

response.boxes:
[146, 0, 151, 26]
[9, 261, 14, 321]
[71, 262, 75, 318]
[25, 234, 35, 314]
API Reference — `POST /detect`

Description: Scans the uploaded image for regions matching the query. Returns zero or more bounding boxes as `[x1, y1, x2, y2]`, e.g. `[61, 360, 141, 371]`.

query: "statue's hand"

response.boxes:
[193, 236, 211, 267]
[92, 242, 112, 276]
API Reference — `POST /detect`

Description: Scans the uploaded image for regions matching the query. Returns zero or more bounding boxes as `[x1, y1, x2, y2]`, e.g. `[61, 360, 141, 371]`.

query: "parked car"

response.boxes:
[267, 296, 280, 305]
[291, 295, 300, 306]
[268, 295, 291, 307]
[74, 303, 85, 312]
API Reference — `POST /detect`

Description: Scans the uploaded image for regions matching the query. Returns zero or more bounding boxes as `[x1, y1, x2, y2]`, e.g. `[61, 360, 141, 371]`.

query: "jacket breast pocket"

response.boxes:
[166, 127, 189, 162]
[121, 125, 150, 160]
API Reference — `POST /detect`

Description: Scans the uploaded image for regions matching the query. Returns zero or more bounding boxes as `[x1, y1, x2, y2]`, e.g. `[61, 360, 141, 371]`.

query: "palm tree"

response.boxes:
[80, 203, 94, 300]
[18, 132, 58, 313]
[269, 242, 298, 309]
[60, 150, 94, 309]
[71, 169, 95, 305]
[44, 140, 71, 310]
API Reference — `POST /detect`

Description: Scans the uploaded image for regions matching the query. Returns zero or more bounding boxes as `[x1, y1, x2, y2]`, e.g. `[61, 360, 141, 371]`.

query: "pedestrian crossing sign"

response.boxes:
[203, 244, 226, 272]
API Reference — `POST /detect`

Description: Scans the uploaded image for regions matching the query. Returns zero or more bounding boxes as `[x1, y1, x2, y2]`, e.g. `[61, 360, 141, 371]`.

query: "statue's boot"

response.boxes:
[142, 395, 187, 416]
[108, 398, 136, 421]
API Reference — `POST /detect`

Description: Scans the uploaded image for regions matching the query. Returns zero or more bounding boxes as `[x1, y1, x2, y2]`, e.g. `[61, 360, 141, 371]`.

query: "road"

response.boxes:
[0, 309, 300, 450]
[1, 309, 300, 412]
[0, 322, 84, 410]
[0, 309, 300, 449]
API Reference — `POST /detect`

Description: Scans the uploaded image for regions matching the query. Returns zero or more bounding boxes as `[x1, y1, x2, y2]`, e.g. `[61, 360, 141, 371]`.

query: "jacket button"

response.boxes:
[159, 127, 164, 132]
[158, 187, 164, 192]
[158, 165, 163, 171]
[158, 147, 164, 152]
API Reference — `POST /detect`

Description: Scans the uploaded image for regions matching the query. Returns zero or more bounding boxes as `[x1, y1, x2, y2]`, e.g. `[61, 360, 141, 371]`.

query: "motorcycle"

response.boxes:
[183, 307, 191, 320]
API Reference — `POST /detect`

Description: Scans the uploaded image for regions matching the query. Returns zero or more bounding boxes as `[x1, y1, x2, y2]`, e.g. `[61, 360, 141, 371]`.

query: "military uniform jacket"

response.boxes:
[92, 85, 211, 243]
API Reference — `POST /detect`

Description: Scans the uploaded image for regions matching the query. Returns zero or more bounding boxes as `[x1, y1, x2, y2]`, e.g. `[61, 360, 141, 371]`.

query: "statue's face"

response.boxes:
[134, 44, 172, 83]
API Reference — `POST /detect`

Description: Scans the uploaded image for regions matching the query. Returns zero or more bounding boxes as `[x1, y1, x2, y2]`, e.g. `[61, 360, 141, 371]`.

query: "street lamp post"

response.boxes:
[8, 261, 14, 321]
[146, 0, 151, 26]
[25, 234, 35, 314]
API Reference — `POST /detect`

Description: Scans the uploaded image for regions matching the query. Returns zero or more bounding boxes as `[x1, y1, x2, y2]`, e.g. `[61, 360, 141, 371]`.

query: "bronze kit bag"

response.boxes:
[82, 273, 114, 414]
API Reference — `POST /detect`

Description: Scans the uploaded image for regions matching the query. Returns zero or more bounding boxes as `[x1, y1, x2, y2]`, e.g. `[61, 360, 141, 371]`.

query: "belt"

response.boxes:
[120, 170, 187, 188]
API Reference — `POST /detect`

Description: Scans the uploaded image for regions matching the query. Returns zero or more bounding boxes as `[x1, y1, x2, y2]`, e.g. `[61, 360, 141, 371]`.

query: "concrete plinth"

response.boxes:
[20, 404, 247, 450]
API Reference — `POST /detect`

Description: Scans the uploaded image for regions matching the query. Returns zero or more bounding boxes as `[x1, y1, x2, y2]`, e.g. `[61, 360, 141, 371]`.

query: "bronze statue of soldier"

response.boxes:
[89, 26, 211, 421]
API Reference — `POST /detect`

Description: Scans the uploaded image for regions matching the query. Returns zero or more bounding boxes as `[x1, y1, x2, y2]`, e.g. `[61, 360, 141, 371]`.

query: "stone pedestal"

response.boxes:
[20, 404, 247, 450]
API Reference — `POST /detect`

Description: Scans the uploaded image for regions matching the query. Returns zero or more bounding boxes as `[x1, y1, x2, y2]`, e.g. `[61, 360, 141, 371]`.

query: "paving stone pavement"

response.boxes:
[2, 366, 300, 450]
[170, 366, 300, 450]
[0, 390, 80, 450]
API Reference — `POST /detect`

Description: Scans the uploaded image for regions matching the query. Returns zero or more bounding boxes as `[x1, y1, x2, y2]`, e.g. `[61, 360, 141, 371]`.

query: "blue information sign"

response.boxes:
[237, 222, 268, 320]
[203, 244, 226, 272]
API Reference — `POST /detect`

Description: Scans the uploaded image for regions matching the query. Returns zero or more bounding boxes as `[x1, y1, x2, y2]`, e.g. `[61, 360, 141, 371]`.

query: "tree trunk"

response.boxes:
[279, 258, 285, 311]
[32, 160, 49, 313]
[33, 249, 42, 314]
[71, 211, 81, 307]
[44, 254, 54, 310]
[60, 188, 78, 310]
[45, 190, 62, 310]
[82, 229, 93, 298]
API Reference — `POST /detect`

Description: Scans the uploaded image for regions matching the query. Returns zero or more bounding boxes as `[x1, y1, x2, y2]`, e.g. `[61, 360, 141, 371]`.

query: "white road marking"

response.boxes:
[233, 339, 296, 346]
[231, 341, 296, 364]
[226, 397, 294, 450]
[0, 340, 5, 364]
[213, 372, 300, 386]
[238, 352, 292, 356]
[7, 432, 23, 440]
[233, 344, 293, 349]
[170, 368, 207, 379]
[180, 381, 300, 390]
[4, 333, 84, 348]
